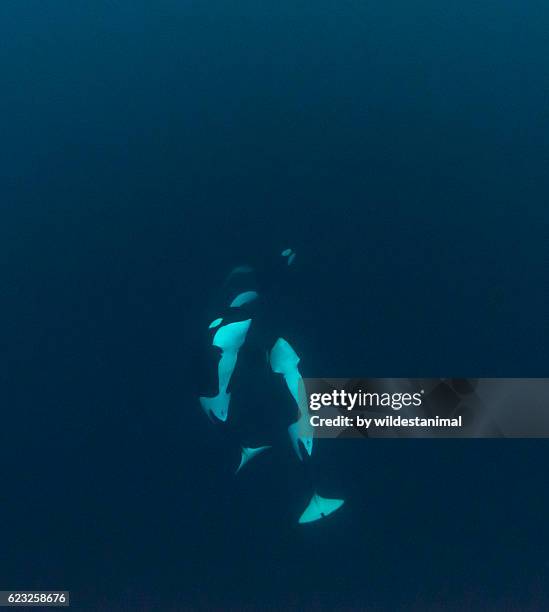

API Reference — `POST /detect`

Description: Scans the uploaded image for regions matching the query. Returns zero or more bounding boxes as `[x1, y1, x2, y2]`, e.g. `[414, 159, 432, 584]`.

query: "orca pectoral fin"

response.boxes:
[298, 493, 344, 524]
[235, 445, 271, 474]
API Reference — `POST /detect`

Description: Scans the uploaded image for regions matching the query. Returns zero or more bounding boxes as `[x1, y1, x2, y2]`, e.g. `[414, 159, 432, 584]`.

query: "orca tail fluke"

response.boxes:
[199, 392, 231, 423]
[298, 493, 345, 524]
[235, 446, 271, 474]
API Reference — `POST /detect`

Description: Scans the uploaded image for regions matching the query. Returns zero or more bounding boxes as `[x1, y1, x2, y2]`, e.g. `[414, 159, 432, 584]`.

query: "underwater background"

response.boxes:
[1, 1, 548, 609]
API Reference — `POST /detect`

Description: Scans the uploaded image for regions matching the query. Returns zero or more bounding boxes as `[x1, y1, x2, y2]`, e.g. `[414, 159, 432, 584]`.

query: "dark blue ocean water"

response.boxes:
[1, 1, 548, 609]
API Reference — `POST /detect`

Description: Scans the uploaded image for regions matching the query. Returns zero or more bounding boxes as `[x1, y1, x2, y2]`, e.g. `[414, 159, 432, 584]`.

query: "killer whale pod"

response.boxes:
[200, 319, 251, 422]
[201, 255, 344, 523]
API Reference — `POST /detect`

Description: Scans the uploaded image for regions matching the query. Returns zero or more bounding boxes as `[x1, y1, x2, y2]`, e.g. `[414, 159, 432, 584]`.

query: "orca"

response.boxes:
[270, 337, 314, 460]
[200, 319, 252, 422]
